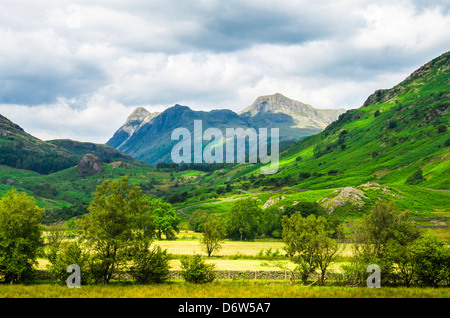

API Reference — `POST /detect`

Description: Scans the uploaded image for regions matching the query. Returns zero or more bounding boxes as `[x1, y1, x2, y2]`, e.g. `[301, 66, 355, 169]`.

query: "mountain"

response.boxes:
[268, 51, 450, 191]
[106, 94, 345, 165]
[0, 114, 148, 175]
[239, 93, 345, 140]
[0, 114, 77, 174]
[108, 105, 251, 164]
[46, 139, 149, 167]
[107, 107, 160, 149]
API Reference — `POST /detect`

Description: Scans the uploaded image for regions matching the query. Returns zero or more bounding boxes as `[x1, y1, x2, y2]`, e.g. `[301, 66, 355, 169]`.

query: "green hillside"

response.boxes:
[0, 52, 449, 233]
[0, 115, 77, 174]
[276, 51, 450, 190]
[168, 51, 450, 222]
[47, 139, 149, 167]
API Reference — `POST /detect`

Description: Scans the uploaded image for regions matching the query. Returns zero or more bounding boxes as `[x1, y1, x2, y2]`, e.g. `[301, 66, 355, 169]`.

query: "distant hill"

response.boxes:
[0, 114, 77, 174]
[0, 114, 148, 175]
[47, 139, 149, 167]
[106, 94, 345, 165]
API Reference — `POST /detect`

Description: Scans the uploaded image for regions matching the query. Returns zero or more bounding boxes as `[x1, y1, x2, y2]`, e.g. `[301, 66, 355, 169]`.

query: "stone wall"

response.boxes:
[37, 269, 338, 282]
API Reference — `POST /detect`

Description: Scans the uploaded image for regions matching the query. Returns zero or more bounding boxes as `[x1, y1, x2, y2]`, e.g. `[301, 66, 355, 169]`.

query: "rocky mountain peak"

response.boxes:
[240, 93, 316, 116]
[125, 107, 151, 124]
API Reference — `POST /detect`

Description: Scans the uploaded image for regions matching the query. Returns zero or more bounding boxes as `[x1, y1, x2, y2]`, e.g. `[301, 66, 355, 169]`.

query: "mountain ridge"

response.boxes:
[106, 94, 345, 165]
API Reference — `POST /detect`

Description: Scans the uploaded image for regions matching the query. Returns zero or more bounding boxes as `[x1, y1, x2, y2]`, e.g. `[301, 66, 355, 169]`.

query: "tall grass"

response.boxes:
[1, 282, 448, 298]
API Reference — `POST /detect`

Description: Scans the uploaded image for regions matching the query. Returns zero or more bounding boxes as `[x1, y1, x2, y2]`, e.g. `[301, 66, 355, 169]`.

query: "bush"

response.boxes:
[48, 241, 90, 286]
[180, 255, 215, 283]
[387, 120, 397, 129]
[299, 172, 311, 179]
[374, 110, 381, 117]
[328, 169, 339, 176]
[130, 245, 171, 284]
[412, 234, 450, 287]
[437, 124, 447, 133]
[406, 168, 424, 185]
[445, 138, 450, 147]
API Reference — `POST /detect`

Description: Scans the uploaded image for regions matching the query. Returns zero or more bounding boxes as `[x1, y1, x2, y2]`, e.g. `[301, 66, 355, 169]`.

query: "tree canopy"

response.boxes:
[0, 189, 44, 284]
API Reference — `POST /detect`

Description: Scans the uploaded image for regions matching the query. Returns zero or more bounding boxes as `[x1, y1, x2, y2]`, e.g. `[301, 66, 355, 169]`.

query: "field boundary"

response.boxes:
[36, 269, 342, 282]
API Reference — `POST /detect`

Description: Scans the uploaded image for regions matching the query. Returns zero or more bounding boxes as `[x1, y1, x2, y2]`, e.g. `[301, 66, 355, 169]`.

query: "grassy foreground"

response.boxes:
[0, 282, 449, 298]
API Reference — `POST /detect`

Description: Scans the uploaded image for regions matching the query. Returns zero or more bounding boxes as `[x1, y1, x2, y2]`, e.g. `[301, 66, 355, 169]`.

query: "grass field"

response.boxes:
[0, 282, 448, 298]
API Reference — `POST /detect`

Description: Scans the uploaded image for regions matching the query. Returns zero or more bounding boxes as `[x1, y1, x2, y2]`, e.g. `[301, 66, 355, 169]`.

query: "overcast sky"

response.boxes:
[0, 0, 449, 143]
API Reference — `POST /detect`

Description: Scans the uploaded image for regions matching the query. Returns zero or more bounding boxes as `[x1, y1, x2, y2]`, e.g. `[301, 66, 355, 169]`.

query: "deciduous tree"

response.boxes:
[0, 189, 44, 284]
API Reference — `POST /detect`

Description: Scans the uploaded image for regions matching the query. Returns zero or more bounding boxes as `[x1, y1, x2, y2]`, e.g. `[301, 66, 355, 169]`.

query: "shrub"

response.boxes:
[180, 255, 215, 283]
[406, 168, 424, 185]
[437, 124, 447, 133]
[328, 169, 339, 176]
[299, 172, 311, 179]
[412, 234, 449, 287]
[130, 245, 171, 284]
[387, 120, 397, 129]
[374, 110, 381, 117]
[445, 138, 450, 147]
[48, 241, 91, 286]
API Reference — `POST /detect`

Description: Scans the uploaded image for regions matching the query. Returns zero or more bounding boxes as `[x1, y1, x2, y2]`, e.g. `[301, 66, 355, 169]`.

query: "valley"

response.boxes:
[0, 51, 449, 295]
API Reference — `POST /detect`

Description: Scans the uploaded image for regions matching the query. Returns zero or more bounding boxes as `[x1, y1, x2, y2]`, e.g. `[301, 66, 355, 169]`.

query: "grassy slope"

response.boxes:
[171, 52, 450, 219]
[1, 53, 449, 225]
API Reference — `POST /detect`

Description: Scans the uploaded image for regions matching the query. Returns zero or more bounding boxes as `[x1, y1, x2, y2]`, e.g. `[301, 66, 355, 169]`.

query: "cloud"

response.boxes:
[0, 0, 449, 143]
[0, 95, 133, 143]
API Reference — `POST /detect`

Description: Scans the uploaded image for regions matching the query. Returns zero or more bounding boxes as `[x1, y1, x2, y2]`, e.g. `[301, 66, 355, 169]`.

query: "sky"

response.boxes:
[0, 0, 449, 143]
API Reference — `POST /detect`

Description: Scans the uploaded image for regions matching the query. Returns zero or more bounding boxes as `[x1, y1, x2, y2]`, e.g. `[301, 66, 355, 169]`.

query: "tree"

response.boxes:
[315, 233, 341, 286]
[226, 198, 261, 241]
[283, 201, 327, 219]
[65, 218, 77, 238]
[201, 217, 225, 257]
[411, 233, 449, 287]
[363, 201, 419, 258]
[189, 209, 211, 232]
[355, 201, 421, 284]
[0, 189, 45, 284]
[149, 198, 180, 240]
[282, 213, 339, 285]
[180, 254, 215, 283]
[79, 177, 155, 284]
[259, 205, 283, 238]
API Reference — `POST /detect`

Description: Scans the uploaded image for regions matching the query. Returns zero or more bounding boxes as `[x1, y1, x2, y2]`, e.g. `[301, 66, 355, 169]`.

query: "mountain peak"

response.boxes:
[240, 93, 316, 116]
[125, 107, 151, 124]
[167, 104, 192, 112]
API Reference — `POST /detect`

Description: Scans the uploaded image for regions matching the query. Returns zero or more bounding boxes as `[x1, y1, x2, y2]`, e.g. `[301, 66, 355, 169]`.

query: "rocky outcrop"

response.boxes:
[262, 196, 285, 209]
[78, 154, 104, 176]
[318, 186, 368, 213]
